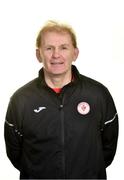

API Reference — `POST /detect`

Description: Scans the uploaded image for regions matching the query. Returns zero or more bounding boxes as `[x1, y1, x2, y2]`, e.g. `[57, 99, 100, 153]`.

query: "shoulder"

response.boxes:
[79, 74, 111, 98]
[73, 65, 109, 96]
[80, 74, 105, 88]
[10, 78, 38, 104]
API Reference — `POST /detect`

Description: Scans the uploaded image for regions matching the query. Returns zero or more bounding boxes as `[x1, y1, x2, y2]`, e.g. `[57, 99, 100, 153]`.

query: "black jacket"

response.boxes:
[4, 65, 118, 179]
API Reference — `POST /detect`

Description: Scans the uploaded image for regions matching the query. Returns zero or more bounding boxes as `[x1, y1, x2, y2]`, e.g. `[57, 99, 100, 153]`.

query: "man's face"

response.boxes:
[36, 31, 79, 76]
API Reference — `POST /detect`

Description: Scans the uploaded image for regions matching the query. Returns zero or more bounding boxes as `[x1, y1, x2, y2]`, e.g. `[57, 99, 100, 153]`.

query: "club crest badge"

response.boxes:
[77, 102, 90, 115]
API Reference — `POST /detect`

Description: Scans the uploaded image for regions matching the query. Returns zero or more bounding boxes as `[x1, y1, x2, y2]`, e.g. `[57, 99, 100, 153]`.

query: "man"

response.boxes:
[4, 20, 118, 179]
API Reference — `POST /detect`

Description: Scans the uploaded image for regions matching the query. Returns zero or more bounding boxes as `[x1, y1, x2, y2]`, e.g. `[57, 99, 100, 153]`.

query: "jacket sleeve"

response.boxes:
[101, 88, 119, 168]
[4, 96, 23, 170]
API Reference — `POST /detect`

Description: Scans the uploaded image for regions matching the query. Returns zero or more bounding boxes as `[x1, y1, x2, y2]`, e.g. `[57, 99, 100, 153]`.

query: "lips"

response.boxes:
[51, 62, 64, 65]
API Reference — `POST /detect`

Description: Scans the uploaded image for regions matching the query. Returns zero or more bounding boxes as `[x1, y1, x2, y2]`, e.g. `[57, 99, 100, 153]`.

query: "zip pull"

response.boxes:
[59, 104, 64, 109]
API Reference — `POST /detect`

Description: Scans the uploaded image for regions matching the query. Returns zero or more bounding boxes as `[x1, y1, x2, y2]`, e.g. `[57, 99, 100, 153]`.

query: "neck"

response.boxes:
[44, 70, 72, 88]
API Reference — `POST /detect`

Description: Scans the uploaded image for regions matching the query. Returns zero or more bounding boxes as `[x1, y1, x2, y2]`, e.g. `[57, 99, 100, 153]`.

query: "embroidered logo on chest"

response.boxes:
[34, 107, 46, 113]
[77, 102, 90, 115]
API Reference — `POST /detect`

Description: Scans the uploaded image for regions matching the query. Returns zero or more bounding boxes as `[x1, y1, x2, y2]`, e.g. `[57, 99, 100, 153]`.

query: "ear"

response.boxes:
[73, 48, 79, 62]
[36, 49, 42, 63]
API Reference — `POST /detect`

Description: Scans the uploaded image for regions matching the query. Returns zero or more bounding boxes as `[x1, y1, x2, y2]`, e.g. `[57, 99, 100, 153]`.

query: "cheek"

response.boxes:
[43, 60, 51, 68]
[67, 54, 76, 63]
[42, 54, 51, 63]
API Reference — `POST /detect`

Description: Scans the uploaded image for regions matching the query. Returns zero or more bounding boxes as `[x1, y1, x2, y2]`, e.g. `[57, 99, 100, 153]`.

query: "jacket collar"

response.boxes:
[37, 65, 81, 89]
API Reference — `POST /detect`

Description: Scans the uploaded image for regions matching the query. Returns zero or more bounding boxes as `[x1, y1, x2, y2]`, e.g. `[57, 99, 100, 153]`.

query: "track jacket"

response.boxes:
[4, 65, 118, 179]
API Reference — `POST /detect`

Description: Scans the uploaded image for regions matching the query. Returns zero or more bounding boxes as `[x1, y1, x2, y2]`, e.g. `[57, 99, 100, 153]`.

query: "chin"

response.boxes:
[50, 68, 66, 75]
[50, 70, 66, 76]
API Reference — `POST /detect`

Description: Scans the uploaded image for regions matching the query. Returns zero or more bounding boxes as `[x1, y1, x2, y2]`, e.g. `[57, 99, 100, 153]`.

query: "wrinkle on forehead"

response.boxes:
[41, 31, 73, 47]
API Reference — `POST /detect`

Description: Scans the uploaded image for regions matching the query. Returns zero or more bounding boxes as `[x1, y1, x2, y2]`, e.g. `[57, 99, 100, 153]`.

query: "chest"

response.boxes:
[22, 90, 102, 142]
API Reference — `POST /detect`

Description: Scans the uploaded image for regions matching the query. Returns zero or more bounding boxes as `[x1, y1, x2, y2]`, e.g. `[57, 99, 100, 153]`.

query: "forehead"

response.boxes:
[41, 31, 72, 46]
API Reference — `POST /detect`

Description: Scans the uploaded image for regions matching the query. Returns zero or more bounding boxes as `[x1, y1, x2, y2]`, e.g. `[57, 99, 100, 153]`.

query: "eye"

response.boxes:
[44, 46, 53, 51]
[61, 46, 68, 50]
[46, 47, 52, 50]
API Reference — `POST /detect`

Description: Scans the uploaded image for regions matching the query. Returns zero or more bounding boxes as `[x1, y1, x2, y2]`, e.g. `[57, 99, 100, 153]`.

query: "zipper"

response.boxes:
[59, 99, 66, 178]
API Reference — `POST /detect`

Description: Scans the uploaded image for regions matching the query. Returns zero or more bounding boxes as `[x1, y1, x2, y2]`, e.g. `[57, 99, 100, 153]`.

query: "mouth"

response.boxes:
[51, 62, 64, 65]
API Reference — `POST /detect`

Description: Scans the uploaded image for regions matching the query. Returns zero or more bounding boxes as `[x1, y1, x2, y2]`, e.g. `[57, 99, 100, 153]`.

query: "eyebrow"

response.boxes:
[61, 44, 70, 46]
[44, 44, 70, 47]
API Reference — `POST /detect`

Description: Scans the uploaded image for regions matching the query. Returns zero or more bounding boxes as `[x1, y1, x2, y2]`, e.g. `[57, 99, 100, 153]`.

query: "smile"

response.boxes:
[51, 62, 64, 65]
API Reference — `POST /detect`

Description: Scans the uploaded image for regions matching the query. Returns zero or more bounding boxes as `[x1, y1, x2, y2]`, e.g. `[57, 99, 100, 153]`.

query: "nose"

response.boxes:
[52, 48, 60, 58]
